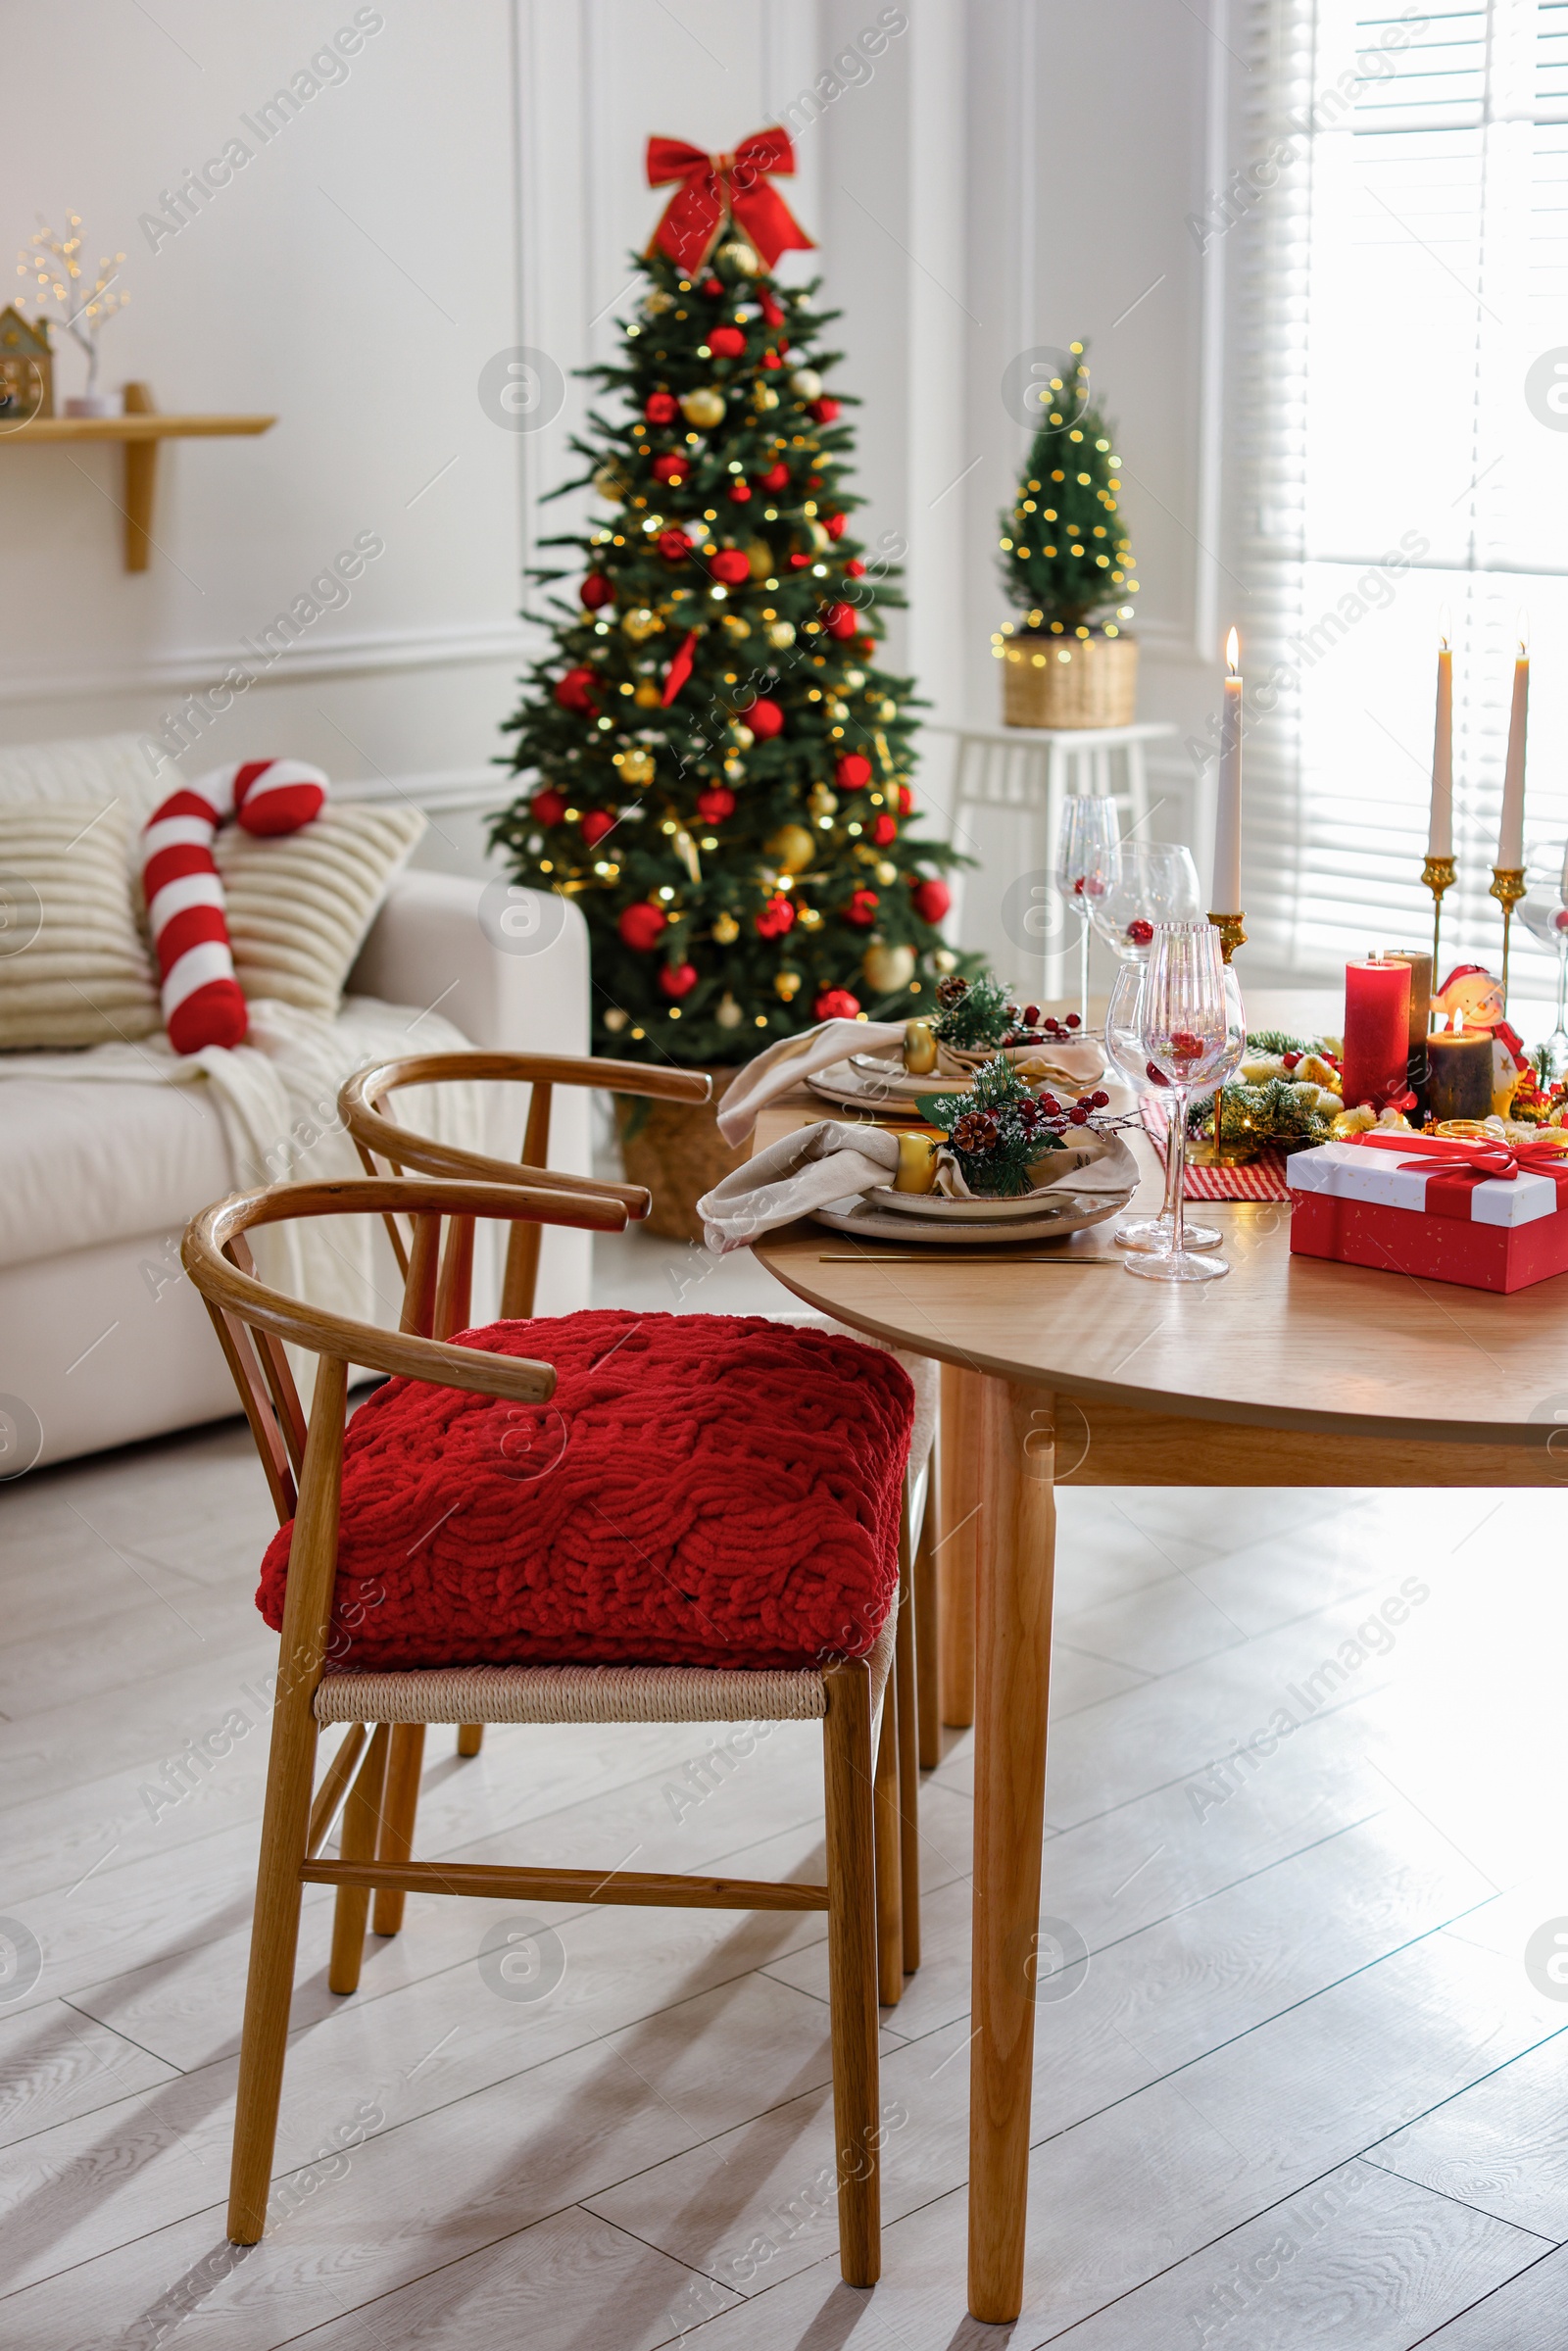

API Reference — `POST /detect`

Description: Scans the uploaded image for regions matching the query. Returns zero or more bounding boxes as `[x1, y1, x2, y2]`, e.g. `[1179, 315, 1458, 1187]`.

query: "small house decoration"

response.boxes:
[0, 307, 52, 419]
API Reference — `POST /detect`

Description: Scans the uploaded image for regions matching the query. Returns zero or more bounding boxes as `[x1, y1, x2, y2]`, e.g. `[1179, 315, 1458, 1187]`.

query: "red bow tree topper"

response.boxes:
[645, 128, 816, 273]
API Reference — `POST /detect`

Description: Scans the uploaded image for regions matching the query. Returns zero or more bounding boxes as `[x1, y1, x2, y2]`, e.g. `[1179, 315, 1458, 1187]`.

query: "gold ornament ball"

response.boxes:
[633, 680, 662, 708]
[879, 699, 898, 720]
[808, 782, 839, 819]
[932, 948, 957, 974]
[593, 462, 628, 505]
[765, 823, 815, 874]
[621, 606, 662, 642]
[644, 289, 674, 315]
[721, 612, 752, 638]
[796, 903, 823, 931]
[874, 859, 899, 886]
[716, 239, 760, 275]
[767, 618, 795, 648]
[863, 941, 916, 994]
[774, 970, 803, 1002]
[731, 723, 755, 750]
[790, 367, 822, 402]
[715, 991, 745, 1028]
[681, 387, 726, 428]
[711, 910, 740, 945]
[604, 1005, 629, 1032]
[753, 383, 780, 412]
[808, 520, 831, 553]
[618, 747, 655, 785]
[746, 540, 774, 579]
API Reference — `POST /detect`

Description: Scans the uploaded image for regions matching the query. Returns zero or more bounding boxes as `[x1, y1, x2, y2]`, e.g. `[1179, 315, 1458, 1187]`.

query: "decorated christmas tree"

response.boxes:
[993, 344, 1138, 646]
[492, 131, 965, 1066]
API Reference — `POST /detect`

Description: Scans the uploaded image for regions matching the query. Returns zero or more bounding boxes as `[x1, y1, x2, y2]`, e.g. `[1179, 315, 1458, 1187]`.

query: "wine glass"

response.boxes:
[1053, 794, 1120, 1031]
[1123, 921, 1244, 1284]
[1518, 839, 1568, 1077]
[1104, 955, 1223, 1254]
[1090, 841, 1203, 961]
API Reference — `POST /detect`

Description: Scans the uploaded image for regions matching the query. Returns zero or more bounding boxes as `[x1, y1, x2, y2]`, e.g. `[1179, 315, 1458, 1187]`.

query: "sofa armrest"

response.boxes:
[348, 869, 590, 1056]
[346, 870, 595, 1315]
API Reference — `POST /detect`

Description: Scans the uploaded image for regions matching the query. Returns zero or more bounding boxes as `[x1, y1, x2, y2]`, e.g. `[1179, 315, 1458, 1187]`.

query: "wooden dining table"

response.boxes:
[749, 990, 1568, 2324]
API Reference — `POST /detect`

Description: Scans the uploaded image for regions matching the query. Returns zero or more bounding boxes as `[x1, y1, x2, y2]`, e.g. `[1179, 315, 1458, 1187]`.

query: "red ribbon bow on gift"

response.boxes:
[645, 129, 815, 272]
[1348, 1126, 1568, 1216]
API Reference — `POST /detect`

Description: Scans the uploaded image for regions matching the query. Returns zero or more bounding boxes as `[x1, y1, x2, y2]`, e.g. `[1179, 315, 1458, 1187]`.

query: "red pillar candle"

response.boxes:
[1341, 957, 1411, 1110]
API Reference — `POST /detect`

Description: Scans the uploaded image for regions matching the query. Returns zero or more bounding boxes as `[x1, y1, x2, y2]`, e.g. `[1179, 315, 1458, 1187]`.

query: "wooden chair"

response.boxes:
[339, 1051, 929, 2002]
[182, 1171, 897, 2283]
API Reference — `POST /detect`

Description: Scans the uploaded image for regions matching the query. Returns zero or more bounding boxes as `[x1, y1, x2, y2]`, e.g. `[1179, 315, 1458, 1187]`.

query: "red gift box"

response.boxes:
[1286, 1130, 1568, 1294]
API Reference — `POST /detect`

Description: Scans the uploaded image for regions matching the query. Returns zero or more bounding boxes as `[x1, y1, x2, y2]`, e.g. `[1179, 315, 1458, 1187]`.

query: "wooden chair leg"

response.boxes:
[822, 1659, 881, 2288]
[895, 1584, 920, 1977]
[872, 1680, 903, 2008]
[456, 1723, 484, 1757]
[939, 1362, 979, 1728]
[372, 1724, 425, 1937]
[913, 1456, 941, 1771]
[328, 1723, 390, 1994]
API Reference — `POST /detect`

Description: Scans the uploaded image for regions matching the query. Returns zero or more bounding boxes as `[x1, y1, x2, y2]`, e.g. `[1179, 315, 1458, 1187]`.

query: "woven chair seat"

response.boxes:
[316, 1610, 898, 1728]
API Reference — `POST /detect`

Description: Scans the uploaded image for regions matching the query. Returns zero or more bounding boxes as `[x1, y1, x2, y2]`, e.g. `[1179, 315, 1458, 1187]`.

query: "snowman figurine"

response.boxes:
[1433, 964, 1529, 1114]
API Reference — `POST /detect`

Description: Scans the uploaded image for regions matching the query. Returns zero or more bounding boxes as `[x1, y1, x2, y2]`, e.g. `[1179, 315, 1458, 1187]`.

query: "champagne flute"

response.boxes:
[1518, 839, 1568, 1077]
[1104, 957, 1223, 1253]
[1053, 794, 1120, 1031]
[1124, 921, 1243, 1284]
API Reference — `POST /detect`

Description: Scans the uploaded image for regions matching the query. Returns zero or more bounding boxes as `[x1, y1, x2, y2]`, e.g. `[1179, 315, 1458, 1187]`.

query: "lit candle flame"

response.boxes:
[1439, 604, 1451, 655]
[1517, 607, 1530, 661]
[1225, 626, 1240, 675]
[1453, 1007, 1465, 1036]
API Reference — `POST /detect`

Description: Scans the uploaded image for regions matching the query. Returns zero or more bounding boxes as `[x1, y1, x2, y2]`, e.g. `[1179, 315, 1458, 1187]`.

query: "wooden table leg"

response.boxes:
[968, 1378, 1056, 2324]
[938, 1362, 979, 1728]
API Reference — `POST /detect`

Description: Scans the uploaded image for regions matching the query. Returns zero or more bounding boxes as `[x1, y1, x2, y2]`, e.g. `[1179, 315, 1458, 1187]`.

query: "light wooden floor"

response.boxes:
[3, 1412, 1567, 2348]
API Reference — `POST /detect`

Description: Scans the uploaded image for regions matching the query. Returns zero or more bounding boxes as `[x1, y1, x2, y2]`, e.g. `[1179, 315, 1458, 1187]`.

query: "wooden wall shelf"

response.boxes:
[0, 381, 276, 570]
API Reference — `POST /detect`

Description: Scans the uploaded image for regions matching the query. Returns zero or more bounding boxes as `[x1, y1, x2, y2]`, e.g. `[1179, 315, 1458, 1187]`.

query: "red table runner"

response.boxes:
[1140, 1102, 1293, 1202]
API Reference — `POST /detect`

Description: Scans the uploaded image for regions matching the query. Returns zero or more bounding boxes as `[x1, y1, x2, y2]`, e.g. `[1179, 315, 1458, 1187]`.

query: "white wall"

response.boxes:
[0, 0, 1227, 958]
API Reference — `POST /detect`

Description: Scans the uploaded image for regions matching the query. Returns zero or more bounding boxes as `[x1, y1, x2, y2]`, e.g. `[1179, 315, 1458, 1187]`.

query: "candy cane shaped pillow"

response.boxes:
[141, 759, 328, 1053]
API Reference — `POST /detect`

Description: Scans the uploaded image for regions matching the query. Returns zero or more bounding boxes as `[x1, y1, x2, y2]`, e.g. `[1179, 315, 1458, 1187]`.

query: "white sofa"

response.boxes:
[0, 737, 591, 1471]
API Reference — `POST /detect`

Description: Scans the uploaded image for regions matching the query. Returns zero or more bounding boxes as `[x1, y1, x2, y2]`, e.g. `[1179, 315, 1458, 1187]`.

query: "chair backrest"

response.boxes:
[183, 1174, 628, 1527]
[339, 1053, 711, 1318]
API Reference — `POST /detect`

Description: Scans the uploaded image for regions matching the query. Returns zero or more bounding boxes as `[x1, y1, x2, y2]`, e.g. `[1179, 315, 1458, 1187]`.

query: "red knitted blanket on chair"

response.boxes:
[257, 1310, 914, 1671]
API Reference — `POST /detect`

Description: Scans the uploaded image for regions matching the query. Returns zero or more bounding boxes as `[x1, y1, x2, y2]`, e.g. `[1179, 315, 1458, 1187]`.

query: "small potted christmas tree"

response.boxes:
[993, 344, 1139, 727]
[492, 134, 966, 1237]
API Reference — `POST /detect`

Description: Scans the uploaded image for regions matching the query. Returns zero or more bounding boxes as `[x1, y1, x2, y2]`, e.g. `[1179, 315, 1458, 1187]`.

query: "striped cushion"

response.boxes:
[0, 801, 160, 1049]
[216, 805, 425, 1015]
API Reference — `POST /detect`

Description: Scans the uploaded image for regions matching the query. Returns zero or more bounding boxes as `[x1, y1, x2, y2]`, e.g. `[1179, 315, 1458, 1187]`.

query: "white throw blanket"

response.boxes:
[0, 995, 482, 1336]
[698, 1117, 1139, 1254]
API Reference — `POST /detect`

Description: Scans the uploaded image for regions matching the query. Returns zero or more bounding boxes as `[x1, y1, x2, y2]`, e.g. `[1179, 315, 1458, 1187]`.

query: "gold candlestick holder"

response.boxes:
[1422, 855, 1456, 989]
[1192, 910, 1250, 1164]
[1490, 864, 1527, 1007]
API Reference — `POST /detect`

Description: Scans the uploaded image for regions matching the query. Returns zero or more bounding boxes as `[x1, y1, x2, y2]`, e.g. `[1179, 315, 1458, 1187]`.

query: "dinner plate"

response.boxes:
[864, 1183, 1062, 1223]
[805, 1056, 965, 1112]
[811, 1190, 1127, 1246]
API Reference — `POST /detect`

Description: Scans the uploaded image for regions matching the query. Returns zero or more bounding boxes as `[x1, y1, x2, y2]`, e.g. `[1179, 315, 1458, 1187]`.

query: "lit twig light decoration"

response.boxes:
[16, 215, 128, 398]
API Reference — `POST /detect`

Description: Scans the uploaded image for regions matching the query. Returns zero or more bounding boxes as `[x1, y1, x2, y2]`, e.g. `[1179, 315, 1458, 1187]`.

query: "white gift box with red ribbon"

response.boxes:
[1287, 1130, 1568, 1292]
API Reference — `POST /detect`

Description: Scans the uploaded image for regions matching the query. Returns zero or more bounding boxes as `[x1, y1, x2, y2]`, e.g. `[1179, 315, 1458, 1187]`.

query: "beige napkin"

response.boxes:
[698, 1119, 1140, 1254]
[715, 1018, 906, 1145]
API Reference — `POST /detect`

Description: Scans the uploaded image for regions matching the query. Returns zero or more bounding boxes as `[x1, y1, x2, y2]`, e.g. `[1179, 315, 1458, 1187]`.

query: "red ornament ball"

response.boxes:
[911, 878, 951, 925]
[710, 548, 751, 585]
[746, 697, 785, 740]
[810, 397, 841, 423]
[815, 987, 861, 1021]
[653, 453, 688, 485]
[870, 813, 897, 847]
[696, 785, 735, 822]
[728, 480, 753, 502]
[644, 391, 679, 424]
[554, 665, 597, 713]
[894, 783, 915, 815]
[759, 461, 790, 492]
[702, 276, 723, 298]
[1126, 917, 1154, 946]
[659, 961, 699, 1000]
[844, 888, 880, 928]
[787, 552, 812, 569]
[579, 571, 613, 610]
[756, 894, 795, 940]
[761, 348, 783, 370]
[657, 527, 692, 563]
[760, 287, 784, 327]
[844, 558, 866, 578]
[708, 325, 746, 359]
[579, 810, 614, 848]
[824, 511, 847, 539]
[836, 753, 872, 792]
[824, 602, 858, 641]
[618, 902, 667, 953]
[530, 787, 566, 828]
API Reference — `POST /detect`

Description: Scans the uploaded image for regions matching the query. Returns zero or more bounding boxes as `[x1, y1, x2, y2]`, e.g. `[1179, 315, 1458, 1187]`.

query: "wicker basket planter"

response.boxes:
[614, 1064, 752, 1243]
[1001, 629, 1138, 729]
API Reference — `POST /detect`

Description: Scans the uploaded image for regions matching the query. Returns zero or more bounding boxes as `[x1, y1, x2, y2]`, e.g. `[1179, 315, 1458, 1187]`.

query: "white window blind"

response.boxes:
[1232, 0, 1568, 1001]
